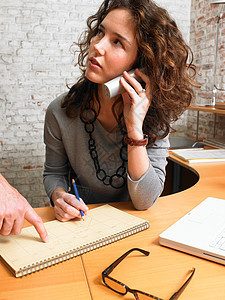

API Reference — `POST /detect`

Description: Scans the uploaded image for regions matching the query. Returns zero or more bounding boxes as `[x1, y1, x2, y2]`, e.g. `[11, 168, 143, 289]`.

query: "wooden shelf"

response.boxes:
[188, 105, 225, 115]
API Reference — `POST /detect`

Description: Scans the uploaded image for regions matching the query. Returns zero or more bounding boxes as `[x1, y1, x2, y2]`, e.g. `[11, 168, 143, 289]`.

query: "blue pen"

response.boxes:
[72, 179, 85, 221]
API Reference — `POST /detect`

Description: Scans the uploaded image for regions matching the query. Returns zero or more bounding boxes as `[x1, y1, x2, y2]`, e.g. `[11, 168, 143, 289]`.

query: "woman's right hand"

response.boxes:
[52, 188, 88, 222]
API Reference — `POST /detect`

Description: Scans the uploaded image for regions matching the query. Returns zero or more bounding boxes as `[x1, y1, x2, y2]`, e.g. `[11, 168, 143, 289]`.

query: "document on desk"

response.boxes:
[0, 204, 149, 277]
[171, 148, 225, 163]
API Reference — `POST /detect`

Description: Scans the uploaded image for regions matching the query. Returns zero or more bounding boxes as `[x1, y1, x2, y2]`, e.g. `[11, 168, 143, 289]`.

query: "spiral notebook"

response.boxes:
[0, 204, 149, 277]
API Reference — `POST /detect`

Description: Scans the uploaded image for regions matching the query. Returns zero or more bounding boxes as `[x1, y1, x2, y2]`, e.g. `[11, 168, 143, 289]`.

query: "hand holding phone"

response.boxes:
[104, 69, 143, 99]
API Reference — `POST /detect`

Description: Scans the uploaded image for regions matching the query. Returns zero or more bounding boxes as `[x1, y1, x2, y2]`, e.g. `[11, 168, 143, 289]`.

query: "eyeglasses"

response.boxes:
[102, 248, 195, 300]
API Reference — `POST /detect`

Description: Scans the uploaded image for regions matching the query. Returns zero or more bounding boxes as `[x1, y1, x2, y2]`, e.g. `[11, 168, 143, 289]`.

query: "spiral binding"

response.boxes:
[17, 221, 150, 277]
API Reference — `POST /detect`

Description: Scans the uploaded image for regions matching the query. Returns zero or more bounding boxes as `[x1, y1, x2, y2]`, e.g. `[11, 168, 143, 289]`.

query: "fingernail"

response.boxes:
[44, 235, 49, 243]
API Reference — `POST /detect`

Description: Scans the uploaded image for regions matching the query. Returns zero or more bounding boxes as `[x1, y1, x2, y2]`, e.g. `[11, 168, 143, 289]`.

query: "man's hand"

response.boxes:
[0, 174, 48, 242]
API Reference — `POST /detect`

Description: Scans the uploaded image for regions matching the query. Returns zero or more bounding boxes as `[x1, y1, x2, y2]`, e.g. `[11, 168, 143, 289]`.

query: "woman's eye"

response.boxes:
[114, 39, 123, 47]
[97, 29, 104, 37]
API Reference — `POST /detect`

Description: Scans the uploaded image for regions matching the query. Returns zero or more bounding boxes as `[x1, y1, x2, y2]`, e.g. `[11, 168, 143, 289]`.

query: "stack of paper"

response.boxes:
[171, 148, 225, 163]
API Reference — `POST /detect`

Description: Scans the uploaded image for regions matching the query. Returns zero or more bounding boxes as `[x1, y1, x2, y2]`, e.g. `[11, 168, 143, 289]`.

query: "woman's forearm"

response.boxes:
[127, 145, 150, 181]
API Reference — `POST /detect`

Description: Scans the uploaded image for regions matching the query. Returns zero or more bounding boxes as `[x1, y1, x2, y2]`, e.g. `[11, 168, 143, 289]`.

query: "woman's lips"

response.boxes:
[89, 57, 102, 69]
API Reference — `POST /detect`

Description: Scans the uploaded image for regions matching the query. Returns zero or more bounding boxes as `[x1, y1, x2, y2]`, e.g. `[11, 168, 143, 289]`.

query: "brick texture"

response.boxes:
[1, 0, 193, 207]
[187, 0, 225, 140]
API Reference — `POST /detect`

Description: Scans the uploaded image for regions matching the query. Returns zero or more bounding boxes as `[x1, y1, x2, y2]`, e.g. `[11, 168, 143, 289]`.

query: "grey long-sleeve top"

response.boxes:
[43, 93, 169, 210]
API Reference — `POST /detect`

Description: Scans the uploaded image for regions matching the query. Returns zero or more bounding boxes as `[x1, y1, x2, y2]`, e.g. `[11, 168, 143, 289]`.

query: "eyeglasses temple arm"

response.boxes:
[102, 248, 149, 275]
[169, 268, 195, 300]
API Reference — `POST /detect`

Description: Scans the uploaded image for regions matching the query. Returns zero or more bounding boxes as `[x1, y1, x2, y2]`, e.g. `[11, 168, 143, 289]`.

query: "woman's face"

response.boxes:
[85, 8, 138, 84]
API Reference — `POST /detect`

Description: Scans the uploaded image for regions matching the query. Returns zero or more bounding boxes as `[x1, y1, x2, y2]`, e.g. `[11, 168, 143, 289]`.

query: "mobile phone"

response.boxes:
[104, 69, 143, 99]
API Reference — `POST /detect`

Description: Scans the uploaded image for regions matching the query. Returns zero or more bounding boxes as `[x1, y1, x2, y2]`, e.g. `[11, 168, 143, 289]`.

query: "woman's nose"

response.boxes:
[94, 38, 106, 56]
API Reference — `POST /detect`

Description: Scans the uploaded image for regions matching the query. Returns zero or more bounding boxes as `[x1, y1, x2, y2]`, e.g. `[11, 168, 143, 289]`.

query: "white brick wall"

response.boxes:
[155, 0, 191, 43]
[187, 0, 225, 140]
[0, 0, 191, 207]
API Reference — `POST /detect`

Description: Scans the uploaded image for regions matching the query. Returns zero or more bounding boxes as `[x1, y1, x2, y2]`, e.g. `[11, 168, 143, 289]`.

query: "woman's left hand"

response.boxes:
[120, 68, 151, 137]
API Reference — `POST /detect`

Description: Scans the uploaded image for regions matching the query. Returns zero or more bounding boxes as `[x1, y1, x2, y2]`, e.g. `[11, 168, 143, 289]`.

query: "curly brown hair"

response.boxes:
[62, 0, 198, 145]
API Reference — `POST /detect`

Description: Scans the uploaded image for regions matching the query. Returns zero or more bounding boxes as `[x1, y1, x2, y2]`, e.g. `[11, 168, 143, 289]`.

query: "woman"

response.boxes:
[43, 0, 197, 222]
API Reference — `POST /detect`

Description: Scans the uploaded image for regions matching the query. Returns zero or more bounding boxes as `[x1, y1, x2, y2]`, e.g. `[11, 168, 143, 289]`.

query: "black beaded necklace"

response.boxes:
[80, 107, 127, 189]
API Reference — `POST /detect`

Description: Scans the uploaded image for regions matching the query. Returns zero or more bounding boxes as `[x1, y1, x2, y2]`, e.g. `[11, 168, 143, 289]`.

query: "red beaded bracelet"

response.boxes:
[124, 134, 148, 146]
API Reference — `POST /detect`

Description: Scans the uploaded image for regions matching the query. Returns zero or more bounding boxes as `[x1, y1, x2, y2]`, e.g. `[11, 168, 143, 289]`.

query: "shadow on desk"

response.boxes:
[162, 158, 199, 196]
[169, 136, 204, 149]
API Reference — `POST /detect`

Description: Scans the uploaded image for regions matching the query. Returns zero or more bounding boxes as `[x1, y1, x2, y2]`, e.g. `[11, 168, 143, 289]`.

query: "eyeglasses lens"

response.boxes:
[104, 277, 127, 294]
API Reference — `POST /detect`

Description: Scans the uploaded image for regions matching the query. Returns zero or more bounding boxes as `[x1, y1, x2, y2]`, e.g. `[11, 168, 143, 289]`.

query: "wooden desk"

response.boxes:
[0, 208, 91, 300]
[82, 157, 225, 300]
[1, 157, 225, 299]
